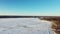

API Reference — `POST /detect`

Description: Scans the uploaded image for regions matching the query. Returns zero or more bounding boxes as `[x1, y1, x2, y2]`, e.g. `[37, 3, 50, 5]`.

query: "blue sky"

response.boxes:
[0, 0, 60, 16]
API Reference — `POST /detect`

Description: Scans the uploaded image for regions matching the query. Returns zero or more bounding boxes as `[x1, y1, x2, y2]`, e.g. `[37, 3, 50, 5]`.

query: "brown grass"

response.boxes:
[39, 17, 60, 34]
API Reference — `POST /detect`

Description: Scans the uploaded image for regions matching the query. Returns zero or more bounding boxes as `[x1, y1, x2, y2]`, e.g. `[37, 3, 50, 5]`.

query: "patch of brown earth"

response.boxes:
[39, 17, 60, 34]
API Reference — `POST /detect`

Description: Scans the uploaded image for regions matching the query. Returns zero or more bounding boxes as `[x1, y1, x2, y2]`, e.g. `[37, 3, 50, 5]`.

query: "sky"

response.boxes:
[0, 0, 60, 16]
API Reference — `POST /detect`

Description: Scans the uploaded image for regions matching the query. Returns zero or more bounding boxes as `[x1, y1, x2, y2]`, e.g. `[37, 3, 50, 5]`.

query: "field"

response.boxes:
[0, 18, 55, 34]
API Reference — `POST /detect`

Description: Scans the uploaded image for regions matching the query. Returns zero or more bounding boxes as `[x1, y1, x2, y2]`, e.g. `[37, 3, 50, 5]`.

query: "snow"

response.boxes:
[0, 18, 55, 34]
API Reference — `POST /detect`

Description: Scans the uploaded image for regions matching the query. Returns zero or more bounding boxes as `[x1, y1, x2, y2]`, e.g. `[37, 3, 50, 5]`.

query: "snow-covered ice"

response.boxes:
[0, 18, 55, 34]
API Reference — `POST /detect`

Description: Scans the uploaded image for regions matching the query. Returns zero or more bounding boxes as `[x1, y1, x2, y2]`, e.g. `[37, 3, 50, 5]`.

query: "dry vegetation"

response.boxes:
[39, 16, 60, 34]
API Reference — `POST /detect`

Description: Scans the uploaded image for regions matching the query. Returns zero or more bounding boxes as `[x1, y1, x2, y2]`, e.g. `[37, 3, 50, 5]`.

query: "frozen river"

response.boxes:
[0, 18, 55, 34]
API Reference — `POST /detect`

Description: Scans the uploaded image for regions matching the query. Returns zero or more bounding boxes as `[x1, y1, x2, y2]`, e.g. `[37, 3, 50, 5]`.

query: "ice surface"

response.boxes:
[0, 18, 55, 34]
